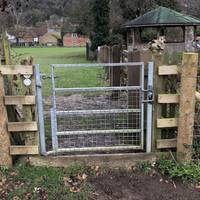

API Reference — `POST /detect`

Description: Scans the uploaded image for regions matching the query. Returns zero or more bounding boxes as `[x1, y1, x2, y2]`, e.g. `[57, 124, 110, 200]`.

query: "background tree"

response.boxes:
[90, 0, 110, 50]
[119, 0, 179, 22]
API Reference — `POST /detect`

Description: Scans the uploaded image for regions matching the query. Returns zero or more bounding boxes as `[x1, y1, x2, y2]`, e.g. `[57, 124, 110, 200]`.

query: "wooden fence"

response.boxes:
[154, 53, 198, 162]
[0, 45, 198, 167]
[0, 65, 39, 167]
[98, 45, 199, 162]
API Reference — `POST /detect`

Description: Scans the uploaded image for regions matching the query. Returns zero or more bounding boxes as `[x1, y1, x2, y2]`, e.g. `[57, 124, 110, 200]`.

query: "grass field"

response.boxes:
[12, 47, 104, 96]
[12, 47, 89, 65]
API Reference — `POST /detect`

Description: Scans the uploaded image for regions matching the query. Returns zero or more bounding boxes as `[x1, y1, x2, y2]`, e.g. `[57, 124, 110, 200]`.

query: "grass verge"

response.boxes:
[0, 164, 94, 200]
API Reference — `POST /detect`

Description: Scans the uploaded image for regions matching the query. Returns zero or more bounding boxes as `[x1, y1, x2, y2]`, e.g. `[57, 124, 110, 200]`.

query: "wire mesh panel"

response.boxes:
[50, 63, 145, 153]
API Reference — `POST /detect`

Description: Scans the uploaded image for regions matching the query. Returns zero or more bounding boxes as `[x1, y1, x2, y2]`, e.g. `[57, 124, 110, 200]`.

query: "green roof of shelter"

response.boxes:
[122, 6, 200, 28]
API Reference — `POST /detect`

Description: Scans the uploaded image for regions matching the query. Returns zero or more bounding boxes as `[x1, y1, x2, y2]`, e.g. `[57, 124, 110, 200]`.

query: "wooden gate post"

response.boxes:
[152, 54, 164, 151]
[110, 45, 121, 87]
[0, 72, 12, 167]
[177, 53, 198, 162]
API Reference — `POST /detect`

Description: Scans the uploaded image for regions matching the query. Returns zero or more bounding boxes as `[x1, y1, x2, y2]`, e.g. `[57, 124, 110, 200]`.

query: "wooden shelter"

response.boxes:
[121, 7, 200, 52]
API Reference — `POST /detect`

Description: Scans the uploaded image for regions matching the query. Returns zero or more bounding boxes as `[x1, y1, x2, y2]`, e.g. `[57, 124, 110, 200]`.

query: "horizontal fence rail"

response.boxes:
[57, 129, 141, 136]
[56, 109, 141, 116]
[52, 62, 144, 68]
[55, 86, 142, 92]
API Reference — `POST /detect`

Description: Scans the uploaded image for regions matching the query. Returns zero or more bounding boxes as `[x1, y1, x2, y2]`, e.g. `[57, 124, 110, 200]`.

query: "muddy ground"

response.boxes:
[89, 170, 200, 200]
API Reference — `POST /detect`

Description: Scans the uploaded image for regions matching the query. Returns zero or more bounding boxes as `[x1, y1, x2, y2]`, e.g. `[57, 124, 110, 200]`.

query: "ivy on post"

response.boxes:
[177, 53, 198, 162]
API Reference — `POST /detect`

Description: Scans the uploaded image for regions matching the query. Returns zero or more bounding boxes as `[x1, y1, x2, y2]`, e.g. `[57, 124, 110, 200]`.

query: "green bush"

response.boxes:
[156, 155, 200, 183]
[137, 155, 200, 183]
[193, 137, 200, 160]
[106, 34, 123, 46]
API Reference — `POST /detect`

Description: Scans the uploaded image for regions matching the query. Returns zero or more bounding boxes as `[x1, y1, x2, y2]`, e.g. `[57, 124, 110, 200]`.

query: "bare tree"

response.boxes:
[7, 0, 31, 26]
[178, 0, 200, 17]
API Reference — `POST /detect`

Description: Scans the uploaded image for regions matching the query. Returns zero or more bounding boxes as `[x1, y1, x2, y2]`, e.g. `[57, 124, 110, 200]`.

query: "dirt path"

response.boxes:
[89, 171, 200, 200]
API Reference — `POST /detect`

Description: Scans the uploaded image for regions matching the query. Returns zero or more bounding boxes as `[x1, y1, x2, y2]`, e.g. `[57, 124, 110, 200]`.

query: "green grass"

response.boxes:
[11, 47, 104, 96]
[12, 47, 90, 65]
[1, 164, 93, 200]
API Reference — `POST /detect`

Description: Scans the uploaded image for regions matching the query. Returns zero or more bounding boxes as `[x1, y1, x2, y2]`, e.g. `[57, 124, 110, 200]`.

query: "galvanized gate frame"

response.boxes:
[35, 62, 154, 155]
[146, 62, 154, 153]
[35, 64, 46, 155]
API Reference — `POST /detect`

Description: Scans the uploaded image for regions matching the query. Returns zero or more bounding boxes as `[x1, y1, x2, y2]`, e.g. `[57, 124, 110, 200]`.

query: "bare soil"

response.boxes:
[44, 94, 127, 112]
[89, 170, 200, 200]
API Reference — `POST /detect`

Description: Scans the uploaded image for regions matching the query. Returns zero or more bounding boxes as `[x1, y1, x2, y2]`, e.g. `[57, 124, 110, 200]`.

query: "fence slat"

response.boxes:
[158, 94, 179, 104]
[158, 65, 179, 75]
[4, 96, 35, 105]
[157, 139, 177, 149]
[0, 65, 33, 75]
[157, 118, 178, 128]
[10, 146, 39, 155]
[8, 122, 38, 132]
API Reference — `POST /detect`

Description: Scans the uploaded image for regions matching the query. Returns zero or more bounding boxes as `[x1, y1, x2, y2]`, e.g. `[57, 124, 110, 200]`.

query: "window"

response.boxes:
[72, 33, 78, 38]
[140, 28, 158, 43]
[164, 27, 184, 43]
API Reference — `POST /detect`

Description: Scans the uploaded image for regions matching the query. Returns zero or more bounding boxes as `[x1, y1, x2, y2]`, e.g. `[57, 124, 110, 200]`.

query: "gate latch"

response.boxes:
[142, 86, 154, 103]
[147, 85, 154, 103]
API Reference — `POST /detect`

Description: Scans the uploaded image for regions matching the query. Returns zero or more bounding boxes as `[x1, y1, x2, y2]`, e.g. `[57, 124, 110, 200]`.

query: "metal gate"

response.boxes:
[36, 62, 154, 155]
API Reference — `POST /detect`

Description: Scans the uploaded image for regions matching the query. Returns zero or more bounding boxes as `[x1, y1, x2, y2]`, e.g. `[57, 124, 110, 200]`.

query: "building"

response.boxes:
[8, 26, 48, 46]
[39, 32, 61, 46]
[121, 6, 200, 52]
[63, 32, 88, 47]
[61, 22, 88, 47]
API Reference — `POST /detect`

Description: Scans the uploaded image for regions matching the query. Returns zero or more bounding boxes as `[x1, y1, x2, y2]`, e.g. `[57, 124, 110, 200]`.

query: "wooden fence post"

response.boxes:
[98, 45, 110, 63]
[177, 53, 198, 162]
[0, 68, 12, 167]
[110, 45, 121, 87]
[0, 38, 13, 166]
[152, 54, 164, 151]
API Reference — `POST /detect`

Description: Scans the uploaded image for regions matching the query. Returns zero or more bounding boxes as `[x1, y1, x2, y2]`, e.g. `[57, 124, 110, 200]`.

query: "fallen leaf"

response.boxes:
[12, 196, 20, 200]
[9, 172, 18, 177]
[70, 186, 81, 193]
[172, 181, 177, 189]
[63, 177, 73, 187]
[24, 192, 32, 200]
[95, 166, 100, 172]
[77, 173, 87, 181]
